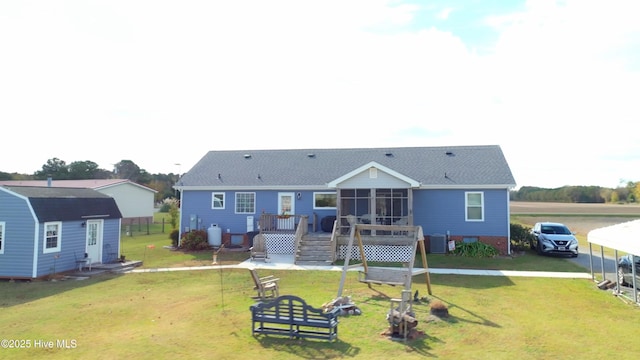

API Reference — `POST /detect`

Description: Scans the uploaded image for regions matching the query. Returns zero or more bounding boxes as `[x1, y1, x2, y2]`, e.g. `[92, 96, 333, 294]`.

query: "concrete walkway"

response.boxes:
[130, 254, 593, 279]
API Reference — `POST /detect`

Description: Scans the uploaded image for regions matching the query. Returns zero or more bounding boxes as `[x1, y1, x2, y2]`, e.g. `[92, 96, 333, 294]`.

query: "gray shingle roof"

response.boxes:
[3, 186, 122, 222]
[177, 145, 516, 189]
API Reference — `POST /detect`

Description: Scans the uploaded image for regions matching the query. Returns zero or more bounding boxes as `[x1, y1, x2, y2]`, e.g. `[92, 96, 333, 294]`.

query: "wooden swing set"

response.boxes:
[337, 222, 432, 298]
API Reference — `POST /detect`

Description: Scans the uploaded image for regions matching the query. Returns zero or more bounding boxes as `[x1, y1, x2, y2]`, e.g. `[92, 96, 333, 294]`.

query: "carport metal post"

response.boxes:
[598, 245, 606, 281]
[614, 249, 620, 294]
[588, 243, 607, 282]
[633, 255, 639, 304]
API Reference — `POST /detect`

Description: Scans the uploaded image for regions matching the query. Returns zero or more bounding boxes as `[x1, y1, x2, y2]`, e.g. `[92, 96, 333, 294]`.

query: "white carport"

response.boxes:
[587, 219, 640, 305]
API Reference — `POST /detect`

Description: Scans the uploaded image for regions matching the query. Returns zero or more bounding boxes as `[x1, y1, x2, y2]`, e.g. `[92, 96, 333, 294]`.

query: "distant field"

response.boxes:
[511, 201, 640, 235]
[511, 201, 640, 215]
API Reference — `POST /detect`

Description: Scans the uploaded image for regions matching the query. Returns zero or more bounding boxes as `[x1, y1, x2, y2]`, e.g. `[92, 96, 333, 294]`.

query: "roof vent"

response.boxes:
[243, 154, 252, 159]
[445, 151, 454, 156]
[384, 152, 393, 157]
[307, 153, 315, 158]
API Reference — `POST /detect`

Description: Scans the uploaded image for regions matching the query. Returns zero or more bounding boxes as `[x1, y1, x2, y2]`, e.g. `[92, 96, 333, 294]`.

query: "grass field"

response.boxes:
[1, 205, 639, 359]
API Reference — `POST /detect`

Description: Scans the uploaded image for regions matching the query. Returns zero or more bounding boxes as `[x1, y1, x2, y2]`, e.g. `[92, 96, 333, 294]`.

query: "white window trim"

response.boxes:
[465, 191, 484, 222]
[235, 192, 256, 214]
[313, 192, 337, 210]
[0, 221, 5, 254]
[212, 192, 225, 210]
[43, 221, 62, 254]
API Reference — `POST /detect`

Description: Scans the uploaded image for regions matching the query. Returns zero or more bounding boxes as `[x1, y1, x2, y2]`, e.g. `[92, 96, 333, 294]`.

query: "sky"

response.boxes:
[1, 0, 639, 189]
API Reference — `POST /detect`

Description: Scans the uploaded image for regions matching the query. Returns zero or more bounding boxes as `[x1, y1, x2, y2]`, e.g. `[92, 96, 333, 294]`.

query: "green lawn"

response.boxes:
[1, 217, 639, 359]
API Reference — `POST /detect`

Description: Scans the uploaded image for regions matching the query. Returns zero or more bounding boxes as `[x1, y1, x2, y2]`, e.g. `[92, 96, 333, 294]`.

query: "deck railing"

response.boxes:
[259, 213, 305, 233]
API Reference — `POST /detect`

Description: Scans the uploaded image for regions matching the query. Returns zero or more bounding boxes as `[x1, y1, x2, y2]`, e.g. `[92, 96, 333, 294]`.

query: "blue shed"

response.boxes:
[0, 186, 122, 279]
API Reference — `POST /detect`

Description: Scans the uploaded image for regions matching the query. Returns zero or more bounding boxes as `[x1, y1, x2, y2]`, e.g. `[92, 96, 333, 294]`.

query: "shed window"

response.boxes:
[465, 192, 484, 221]
[43, 222, 62, 254]
[235, 192, 255, 214]
[212, 192, 225, 209]
[0, 221, 5, 254]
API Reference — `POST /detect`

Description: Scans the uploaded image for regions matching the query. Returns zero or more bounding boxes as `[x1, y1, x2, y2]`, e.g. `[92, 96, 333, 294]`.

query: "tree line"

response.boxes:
[3, 158, 638, 205]
[510, 183, 640, 203]
[0, 158, 178, 203]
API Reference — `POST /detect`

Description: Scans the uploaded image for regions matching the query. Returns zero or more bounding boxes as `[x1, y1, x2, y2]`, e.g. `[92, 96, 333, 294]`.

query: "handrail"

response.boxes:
[329, 220, 338, 263]
[294, 216, 308, 263]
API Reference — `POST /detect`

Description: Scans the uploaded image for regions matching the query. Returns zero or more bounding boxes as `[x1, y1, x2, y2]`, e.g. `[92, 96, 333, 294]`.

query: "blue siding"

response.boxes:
[413, 189, 509, 237]
[36, 221, 89, 277]
[180, 190, 335, 234]
[0, 191, 37, 278]
[35, 219, 122, 277]
[181, 188, 510, 239]
[103, 219, 121, 262]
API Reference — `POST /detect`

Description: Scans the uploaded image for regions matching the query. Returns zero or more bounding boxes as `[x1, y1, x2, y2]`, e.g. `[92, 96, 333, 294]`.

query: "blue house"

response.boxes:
[0, 186, 122, 279]
[174, 145, 517, 262]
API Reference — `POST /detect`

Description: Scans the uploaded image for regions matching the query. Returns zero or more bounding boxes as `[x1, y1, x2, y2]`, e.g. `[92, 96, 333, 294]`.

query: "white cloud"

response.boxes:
[0, 1, 638, 188]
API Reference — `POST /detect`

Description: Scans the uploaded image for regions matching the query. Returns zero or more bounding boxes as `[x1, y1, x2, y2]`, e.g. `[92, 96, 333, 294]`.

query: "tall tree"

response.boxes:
[34, 158, 69, 180]
[68, 160, 101, 179]
[114, 160, 145, 182]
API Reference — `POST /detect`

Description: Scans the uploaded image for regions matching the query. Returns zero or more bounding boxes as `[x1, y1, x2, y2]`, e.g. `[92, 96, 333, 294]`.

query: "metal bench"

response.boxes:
[249, 295, 339, 341]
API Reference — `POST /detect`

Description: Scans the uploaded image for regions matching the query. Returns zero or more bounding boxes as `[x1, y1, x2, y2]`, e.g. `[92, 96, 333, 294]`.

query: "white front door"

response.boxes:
[277, 192, 295, 230]
[85, 220, 103, 263]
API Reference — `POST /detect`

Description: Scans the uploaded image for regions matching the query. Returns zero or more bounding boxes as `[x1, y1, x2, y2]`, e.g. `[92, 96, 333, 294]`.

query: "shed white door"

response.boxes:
[85, 220, 103, 263]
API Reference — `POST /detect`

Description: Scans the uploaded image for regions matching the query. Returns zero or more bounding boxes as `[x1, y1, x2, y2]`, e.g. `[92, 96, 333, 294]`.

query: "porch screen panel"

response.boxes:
[375, 189, 408, 226]
[338, 189, 371, 234]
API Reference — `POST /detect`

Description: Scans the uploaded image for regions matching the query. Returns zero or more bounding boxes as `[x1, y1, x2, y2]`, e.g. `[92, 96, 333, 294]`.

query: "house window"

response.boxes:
[313, 192, 337, 209]
[0, 221, 5, 254]
[212, 192, 225, 209]
[465, 192, 484, 221]
[235, 192, 255, 214]
[43, 221, 62, 254]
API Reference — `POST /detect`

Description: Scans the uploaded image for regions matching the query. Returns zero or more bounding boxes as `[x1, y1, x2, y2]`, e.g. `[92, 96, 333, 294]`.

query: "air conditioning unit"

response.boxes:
[430, 234, 447, 254]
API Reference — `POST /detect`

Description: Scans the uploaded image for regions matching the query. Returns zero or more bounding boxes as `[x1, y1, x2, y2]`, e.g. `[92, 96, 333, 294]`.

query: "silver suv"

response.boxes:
[530, 222, 579, 257]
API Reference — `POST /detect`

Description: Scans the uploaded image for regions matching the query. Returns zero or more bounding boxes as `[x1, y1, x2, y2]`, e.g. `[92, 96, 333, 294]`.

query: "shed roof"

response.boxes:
[587, 219, 640, 256]
[177, 145, 516, 189]
[2, 186, 122, 222]
[0, 179, 157, 193]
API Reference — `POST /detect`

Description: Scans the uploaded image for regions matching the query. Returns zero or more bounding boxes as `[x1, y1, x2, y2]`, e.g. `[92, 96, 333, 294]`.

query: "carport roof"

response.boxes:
[587, 219, 640, 256]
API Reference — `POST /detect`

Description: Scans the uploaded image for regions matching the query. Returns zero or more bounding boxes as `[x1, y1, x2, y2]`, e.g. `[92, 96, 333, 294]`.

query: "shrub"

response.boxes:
[159, 197, 179, 212]
[179, 230, 209, 251]
[510, 223, 535, 251]
[159, 202, 171, 213]
[169, 229, 179, 247]
[452, 241, 498, 257]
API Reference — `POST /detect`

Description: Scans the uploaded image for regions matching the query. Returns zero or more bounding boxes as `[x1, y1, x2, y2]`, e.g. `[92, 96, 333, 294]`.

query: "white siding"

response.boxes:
[337, 169, 411, 188]
[99, 183, 154, 218]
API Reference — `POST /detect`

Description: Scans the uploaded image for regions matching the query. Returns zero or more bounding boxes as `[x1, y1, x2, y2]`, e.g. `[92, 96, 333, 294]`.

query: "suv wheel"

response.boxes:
[536, 242, 543, 255]
[617, 267, 628, 286]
